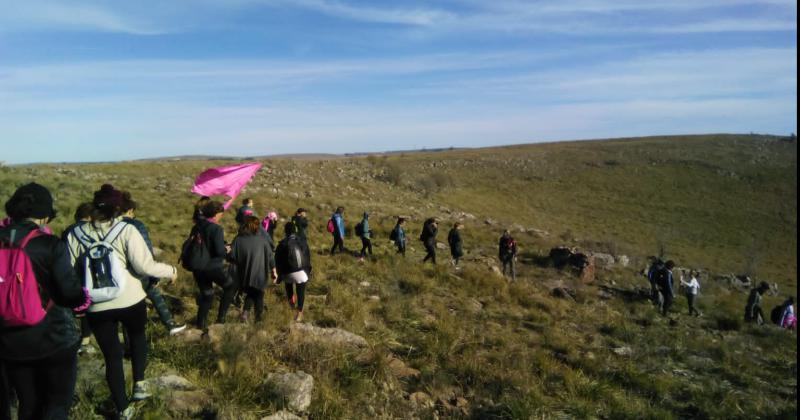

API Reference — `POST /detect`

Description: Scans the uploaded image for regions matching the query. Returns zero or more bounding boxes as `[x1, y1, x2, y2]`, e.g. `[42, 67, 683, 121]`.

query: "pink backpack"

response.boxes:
[0, 229, 51, 327]
[261, 217, 271, 231]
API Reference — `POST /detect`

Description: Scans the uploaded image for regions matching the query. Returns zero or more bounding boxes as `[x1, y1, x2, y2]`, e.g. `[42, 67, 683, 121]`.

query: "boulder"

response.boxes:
[436, 242, 447, 250]
[591, 252, 616, 268]
[289, 323, 368, 349]
[175, 328, 204, 344]
[267, 371, 314, 412]
[616, 255, 630, 267]
[149, 374, 196, 391]
[165, 390, 214, 417]
[262, 410, 303, 420]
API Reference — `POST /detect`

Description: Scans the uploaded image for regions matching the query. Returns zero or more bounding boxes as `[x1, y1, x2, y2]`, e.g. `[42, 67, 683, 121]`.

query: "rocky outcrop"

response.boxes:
[289, 323, 368, 349]
[267, 371, 314, 412]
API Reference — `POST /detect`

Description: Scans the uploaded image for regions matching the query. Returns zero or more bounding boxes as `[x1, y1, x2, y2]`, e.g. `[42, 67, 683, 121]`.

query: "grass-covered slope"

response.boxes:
[0, 133, 796, 419]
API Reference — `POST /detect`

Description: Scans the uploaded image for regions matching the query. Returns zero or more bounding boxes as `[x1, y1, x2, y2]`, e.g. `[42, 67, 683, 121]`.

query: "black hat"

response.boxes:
[93, 184, 124, 210]
[5, 182, 57, 220]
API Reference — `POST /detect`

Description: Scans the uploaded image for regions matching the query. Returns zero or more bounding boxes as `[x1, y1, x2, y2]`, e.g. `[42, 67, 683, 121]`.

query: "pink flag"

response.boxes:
[191, 163, 263, 209]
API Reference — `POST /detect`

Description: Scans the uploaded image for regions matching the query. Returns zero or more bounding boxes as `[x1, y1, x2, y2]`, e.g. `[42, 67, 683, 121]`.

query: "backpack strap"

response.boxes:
[17, 229, 43, 248]
[102, 221, 128, 245]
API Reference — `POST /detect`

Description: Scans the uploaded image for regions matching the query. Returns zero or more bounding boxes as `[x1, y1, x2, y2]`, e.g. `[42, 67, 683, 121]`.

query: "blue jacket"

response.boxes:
[332, 213, 345, 237]
[395, 225, 406, 245]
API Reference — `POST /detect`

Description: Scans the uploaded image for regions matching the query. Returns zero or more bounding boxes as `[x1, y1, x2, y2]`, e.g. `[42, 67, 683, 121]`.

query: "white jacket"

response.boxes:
[67, 217, 176, 313]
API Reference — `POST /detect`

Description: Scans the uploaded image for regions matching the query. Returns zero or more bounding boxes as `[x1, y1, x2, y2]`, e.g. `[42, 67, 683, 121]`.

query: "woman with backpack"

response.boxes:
[779, 297, 796, 330]
[447, 222, 464, 267]
[275, 222, 312, 322]
[261, 211, 279, 241]
[420, 218, 438, 265]
[66, 184, 178, 420]
[498, 230, 517, 281]
[184, 200, 237, 330]
[391, 218, 407, 256]
[0, 183, 90, 420]
[230, 216, 276, 323]
[357, 212, 372, 260]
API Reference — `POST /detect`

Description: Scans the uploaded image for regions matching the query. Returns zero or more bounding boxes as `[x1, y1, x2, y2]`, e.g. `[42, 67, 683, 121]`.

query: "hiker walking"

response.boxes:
[390, 217, 407, 256]
[745, 281, 771, 325]
[261, 211, 279, 241]
[498, 230, 518, 281]
[652, 260, 675, 316]
[182, 200, 237, 330]
[290, 208, 309, 240]
[448, 222, 464, 267]
[356, 212, 372, 259]
[235, 198, 256, 226]
[679, 270, 701, 316]
[230, 216, 276, 323]
[646, 257, 666, 308]
[276, 222, 312, 322]
[121, 194, 186, 335]
[61, 202, 95, 351]
[778, 297, 796, 330]
[329, 207, 346, 255]
[1, 183, 90, 420]
[420, 218, 438, 265]
[66, 184, 178, 420]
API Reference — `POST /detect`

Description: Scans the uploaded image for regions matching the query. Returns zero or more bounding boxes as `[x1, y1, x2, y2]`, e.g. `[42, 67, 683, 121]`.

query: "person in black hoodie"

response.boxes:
[190, 201, 236, 330]
[289, 208, 309, 240]
[447, 222, 464, 267]
[275, 222, 312, 322]
[420, 218, 438, 265]
[0, 183, 90, 420]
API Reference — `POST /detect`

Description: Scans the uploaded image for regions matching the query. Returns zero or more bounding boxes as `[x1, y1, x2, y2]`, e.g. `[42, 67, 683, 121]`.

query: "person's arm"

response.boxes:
[126, 226, 177, 280]
[666, 272, 674, 295]
[208, 224, 227, 258]
[44, 239, 88, 308]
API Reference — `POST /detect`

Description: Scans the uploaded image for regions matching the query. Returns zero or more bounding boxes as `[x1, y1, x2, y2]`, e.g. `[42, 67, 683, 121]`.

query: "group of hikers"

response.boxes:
[0, 182, 796, 420]
[646, 257, 797, 330]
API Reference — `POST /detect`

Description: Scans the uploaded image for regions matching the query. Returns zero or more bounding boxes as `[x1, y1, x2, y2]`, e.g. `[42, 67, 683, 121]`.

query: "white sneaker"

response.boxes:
[168, 323, 187, 336]
[131, 380, 151, 401]
[119, 405, 136, 420]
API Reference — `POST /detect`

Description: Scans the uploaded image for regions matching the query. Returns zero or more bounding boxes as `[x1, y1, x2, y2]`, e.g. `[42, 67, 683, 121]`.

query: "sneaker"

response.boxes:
[131, 380, 151, 401]
[294, 311, 304, 322]
[119, 405, 136, 420]
[168, 322, 187, 336]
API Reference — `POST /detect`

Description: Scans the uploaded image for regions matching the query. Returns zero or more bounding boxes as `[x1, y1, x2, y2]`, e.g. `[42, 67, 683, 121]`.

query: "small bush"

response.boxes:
[715, 316, 742, 331]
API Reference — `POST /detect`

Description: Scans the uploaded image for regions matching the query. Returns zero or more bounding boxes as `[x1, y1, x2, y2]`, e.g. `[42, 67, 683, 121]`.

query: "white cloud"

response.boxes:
[0, 1, 164, 34]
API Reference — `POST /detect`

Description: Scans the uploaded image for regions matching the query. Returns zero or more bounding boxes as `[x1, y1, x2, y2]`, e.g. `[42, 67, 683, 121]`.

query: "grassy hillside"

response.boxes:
[0, 134, 796, 419]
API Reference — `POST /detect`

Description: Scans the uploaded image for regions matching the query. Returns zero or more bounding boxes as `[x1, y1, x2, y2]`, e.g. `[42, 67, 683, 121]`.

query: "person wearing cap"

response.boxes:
[358, 212, 372, 259]
[290, 208, 309, 240]
[65, 184, 178, 420]
[0, 183, 90, 420]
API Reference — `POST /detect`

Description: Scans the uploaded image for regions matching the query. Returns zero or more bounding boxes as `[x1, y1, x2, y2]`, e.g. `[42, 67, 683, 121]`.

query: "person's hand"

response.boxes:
[168, 267, 179, 282]
[271, 269, 278, 281]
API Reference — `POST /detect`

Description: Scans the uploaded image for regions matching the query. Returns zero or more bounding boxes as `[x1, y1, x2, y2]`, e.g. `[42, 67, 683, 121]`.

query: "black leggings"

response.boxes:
[3, 343, 79, 420]
[360, 237, 373, 257]
[423, 242, 437, 264]
[284, 282, 307, 311]
[194, 268, 236, 329]
[87, 300, 147, 413]
[330, 234, 345, 255]
[243, 287, 265, 321]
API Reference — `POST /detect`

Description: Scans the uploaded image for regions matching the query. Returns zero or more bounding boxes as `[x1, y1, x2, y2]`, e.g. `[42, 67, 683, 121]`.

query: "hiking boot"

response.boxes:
[119, 405, 136, 420]
[294, 311, 304, 323]
[131, 380, 151, 401]
[168, 322, 187, 336]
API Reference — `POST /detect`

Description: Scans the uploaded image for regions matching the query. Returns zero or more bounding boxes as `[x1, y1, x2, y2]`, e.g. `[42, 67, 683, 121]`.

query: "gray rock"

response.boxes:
[290, 323, 368, 348]
[616, 255, 630, 267]
[613, 346, 633, 357]
[166, 390, 213, 417]
[436, 242, 447, 250]
[262, 410, 303, 420]
[149, 374, 196, 391]
[267, 371, 314, 412]
[591, 252, 616, 268]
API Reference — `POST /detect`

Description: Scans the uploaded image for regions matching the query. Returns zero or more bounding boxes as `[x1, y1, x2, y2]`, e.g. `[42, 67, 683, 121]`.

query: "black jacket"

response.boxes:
[499, 236, 517, 260]
[421, 221, 438, 245]
[290, 216, 309, 240]
[275, 235, 312, 279]
[447, 228, 463, 258]
[0, 221, 85, 361]
[193, 219, 227, 272]
[230, 232, 275, 290]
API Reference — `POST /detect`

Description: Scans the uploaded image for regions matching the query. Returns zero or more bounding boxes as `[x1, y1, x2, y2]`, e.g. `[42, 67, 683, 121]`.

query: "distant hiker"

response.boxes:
[775, 297, 796, 330]
[121, 193, 186, 335]
[652, 260, 675, 316]
[192, 196, 211, 224]
[356, 212, 372, 260]
[448, 222, 464, 267]
[181, 200, 237, 330]
[276, 222, 312, 322]
[498, 230, 518, 281]
[0, 183, 90, 420]
[647, 257, 665, 308]
[66, 184, 178, 419]
[390, 217, 407, 256]
[261, 211, 279, 241]
[679, 270, 701, 316]
[62, 202, 95, 350]
[329, 207, 346, 255]
[235, 198, 256, 226]
[230, 216, 276, 323]
[290, 208, 309, 240]
[420, 218, 438, 265]
[744, 281, 771, 325]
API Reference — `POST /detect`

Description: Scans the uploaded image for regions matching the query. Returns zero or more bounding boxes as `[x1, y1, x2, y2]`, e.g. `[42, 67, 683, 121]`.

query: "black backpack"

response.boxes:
[355, 222, 364, 238]
[180, 227, 210, 271]
[284, 235, 306, 272]
[653, 267, 670, 290]
[770, 305, 784, 325]
[389, 226, 399, 241]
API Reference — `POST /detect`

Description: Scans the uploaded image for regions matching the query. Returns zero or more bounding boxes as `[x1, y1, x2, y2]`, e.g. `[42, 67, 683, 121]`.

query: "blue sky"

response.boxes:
[0, 0, 796, 164]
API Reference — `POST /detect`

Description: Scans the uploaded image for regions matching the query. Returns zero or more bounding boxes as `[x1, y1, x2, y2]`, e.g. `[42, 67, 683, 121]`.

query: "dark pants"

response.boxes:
[687, 294, 699, 316]
[661, 291, 674, 316]
[285, 282, 307, 311]
[330, 234, 345, 255]
[243, 287, 265, 321]
[745, 305, 765, 324]
[502, 257, 516, 281]
[396, 242, 406, 256]
[0, 362, 10, 420]
[143, 277, 174, 327]
[193, 268, 236, 329]
[423, 241, 437, 264]
[3, 343, 79, 420]
[79, 317, 91, 340]
[360, 237, 373, 257]
[87, 300, 147, 413]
